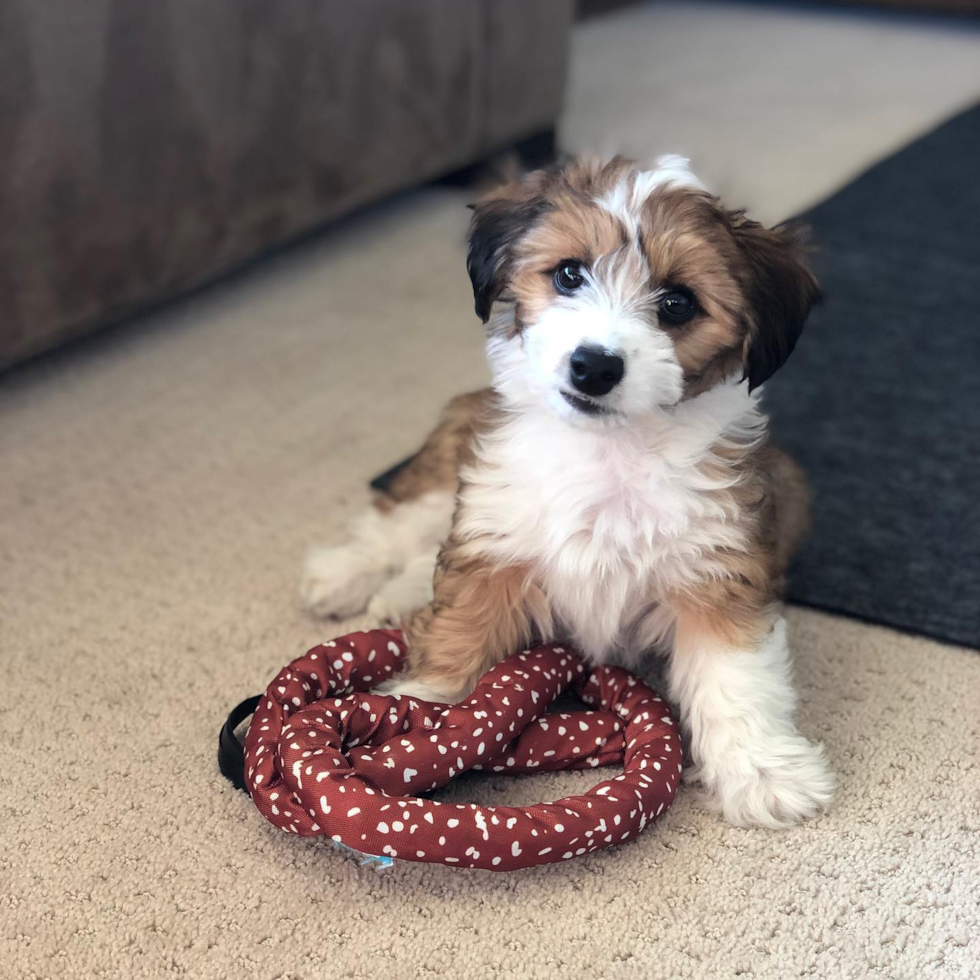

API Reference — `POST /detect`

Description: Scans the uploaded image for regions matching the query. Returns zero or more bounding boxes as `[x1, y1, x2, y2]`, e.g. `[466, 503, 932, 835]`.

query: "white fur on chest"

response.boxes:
[458, 383, 765, 662]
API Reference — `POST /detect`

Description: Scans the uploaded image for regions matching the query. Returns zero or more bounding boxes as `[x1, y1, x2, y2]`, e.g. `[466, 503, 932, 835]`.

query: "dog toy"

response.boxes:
[219, 630, 680, 871]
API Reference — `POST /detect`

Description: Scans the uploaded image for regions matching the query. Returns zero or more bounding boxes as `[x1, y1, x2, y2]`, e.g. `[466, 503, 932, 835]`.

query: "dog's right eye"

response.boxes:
[554, 261, 585, 294]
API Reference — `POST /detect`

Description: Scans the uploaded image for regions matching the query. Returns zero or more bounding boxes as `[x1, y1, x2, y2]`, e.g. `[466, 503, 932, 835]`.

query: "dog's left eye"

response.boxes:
[554, 261, 585, 294]
[659, 287, 697, 324]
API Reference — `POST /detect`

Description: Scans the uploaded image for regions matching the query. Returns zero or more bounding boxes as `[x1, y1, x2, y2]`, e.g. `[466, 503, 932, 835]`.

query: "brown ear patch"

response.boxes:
[638, 191, 820, 395]
[639, 190, 751, 395]
[466, 158, 637, 326]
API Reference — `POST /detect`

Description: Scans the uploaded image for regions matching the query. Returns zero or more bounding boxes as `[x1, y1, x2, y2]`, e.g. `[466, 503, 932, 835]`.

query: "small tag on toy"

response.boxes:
[328, 838, 394, 870]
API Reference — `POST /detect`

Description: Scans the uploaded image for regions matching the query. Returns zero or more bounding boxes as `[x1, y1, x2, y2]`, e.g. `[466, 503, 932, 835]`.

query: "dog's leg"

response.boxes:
[301, 493, 453, 619]
[666, 605, 834, 828]
[379, 556, 552, 703]
[301, 389, 491, 620]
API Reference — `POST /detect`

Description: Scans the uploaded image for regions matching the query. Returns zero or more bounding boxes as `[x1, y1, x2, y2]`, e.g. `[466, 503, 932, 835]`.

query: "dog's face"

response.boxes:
[467, 156, 819, 424]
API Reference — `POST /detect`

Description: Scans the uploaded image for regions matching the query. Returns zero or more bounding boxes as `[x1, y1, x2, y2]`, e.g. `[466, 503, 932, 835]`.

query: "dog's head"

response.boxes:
[467, 155, 819, 424]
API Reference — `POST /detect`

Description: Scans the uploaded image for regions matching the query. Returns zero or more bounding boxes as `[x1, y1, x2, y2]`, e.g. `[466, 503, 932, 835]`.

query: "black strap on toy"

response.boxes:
[218, 461, 416, 793]
[218, 695, 260, 794]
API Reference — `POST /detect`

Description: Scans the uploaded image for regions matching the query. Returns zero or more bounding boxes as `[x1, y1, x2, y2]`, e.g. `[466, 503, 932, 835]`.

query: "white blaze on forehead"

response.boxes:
[641, 154, 706, 195]
[597, 155, 706, 228]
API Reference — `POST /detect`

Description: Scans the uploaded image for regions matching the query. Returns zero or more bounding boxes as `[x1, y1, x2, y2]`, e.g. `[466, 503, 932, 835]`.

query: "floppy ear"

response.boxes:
[733, 220, 821, 391]
[467, 191, 547, 323]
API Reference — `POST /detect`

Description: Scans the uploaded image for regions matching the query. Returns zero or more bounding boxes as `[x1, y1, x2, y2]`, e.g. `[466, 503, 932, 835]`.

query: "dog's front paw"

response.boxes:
[374, 675, 460, 704]
[694, 734, 835, 828]
[366, 553, 437, 626]
[366, 589, 413, 627]
[300, 545, 388, 619]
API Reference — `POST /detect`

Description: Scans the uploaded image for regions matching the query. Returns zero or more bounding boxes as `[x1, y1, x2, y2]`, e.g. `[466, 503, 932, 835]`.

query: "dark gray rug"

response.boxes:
[765, 104, 980, 648]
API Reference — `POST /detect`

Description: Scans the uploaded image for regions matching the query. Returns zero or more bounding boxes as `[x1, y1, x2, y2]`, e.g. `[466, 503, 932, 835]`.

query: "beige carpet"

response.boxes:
[3, 4, 980, 979]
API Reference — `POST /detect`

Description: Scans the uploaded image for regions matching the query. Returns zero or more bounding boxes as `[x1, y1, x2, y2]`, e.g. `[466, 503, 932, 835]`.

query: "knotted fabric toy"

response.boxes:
[221, 629, 680, 871]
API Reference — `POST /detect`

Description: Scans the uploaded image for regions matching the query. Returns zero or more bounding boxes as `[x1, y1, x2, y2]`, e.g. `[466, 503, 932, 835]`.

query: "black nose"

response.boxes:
[569, 346, 625, 397]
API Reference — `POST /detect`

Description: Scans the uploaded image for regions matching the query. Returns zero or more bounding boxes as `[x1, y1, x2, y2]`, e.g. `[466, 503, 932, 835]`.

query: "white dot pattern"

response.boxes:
[243, 629, 680, 871]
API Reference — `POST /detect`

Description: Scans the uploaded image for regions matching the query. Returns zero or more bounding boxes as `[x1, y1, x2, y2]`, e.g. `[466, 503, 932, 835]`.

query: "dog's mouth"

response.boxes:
[560, 389, 613, 417]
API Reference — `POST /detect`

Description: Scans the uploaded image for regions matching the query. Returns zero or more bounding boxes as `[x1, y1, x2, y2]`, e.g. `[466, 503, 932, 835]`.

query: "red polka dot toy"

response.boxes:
[219, 629, 681, 871]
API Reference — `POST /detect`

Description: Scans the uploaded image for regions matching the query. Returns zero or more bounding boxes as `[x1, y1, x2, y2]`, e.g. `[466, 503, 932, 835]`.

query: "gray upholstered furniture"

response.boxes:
[0, 0, 573, 368]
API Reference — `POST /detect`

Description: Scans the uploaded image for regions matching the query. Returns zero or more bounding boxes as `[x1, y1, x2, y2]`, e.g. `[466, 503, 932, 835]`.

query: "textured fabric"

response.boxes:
[243, 630, 678, 870]
[0, 0, 572, 368]
[765, 105, 980, 648]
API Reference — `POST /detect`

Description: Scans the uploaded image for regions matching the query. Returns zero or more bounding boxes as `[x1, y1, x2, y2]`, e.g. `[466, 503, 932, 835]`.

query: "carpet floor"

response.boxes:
[2, 4, 979, 979]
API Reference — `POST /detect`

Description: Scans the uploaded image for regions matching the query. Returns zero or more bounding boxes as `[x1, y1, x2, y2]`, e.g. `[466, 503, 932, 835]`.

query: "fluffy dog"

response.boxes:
[302, 155, 833, 828]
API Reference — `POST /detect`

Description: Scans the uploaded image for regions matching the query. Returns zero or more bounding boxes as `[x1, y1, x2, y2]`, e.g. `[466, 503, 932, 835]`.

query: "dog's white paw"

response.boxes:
[300, 545, 388, 619]
[374, 675, 458, 704]
[366, 553, 437, 626]
[694, 734, 834, 828]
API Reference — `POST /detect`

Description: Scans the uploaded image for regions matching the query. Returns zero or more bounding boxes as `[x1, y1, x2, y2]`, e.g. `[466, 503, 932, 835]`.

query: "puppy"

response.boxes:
[302, 155, 833, 828]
